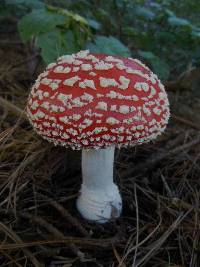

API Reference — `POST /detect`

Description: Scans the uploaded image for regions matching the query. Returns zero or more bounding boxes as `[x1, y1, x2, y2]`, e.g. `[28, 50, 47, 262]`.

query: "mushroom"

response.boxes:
[26, 50, 170, 223]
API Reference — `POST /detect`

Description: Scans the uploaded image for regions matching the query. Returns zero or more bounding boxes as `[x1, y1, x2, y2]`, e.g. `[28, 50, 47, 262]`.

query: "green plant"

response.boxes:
[17, 3, 91, 63]
[2, 0, 200, 80]
[13, 0, 131, 64]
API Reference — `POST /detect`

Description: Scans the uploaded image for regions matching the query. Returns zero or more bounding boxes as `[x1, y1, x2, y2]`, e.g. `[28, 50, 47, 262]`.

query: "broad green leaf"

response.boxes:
[151, 59, 170, 81]
[150, 3, 162, 10]
[115, 0, 125, 9]
[138, 51, 156, 61]
[36, 29, 79, 64]
[49, 6, 88, 26]
[122, 26, 137, 36]
[192, 30, 200, 38]
[135, 6, 155, 19]
[37, 30, 63, 64]
[168, 16, 191, 27]
[18, 9, 66, 42]
[87, 18, 101, 30]
[165, 9, 175, 17]
[62, 30, 80, 54]
[72, 13, 88, 24]
[7, 0, 44, 8]
[87, 35, 130, 57]
[95, 8, 109, 19]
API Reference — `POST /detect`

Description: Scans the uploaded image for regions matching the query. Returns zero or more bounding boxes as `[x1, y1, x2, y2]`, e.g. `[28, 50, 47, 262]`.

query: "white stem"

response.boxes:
[76, 147, 122, 223]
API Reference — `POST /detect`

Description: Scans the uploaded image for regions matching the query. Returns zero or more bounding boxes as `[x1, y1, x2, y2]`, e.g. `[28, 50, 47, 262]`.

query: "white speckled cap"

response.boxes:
[27, 50, 170, 150]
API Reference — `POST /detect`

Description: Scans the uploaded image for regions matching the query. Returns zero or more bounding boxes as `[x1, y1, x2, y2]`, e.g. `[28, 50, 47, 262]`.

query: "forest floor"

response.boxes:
[0, 27, 200, 267]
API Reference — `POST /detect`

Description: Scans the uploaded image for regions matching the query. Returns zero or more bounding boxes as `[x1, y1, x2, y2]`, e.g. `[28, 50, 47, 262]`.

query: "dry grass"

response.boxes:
[0, 37, 200, 267]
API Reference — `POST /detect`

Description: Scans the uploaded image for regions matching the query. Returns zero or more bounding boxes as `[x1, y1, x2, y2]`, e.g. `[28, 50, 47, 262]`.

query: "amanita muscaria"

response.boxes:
[26, 50, 170, 223]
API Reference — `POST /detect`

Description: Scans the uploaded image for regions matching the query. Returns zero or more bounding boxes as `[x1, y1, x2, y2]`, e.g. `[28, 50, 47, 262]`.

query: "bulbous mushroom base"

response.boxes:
[76, 184, 122, 223]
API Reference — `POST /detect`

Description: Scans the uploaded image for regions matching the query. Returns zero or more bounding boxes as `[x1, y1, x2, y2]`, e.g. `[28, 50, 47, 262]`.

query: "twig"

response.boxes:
[112, 244, 126, 267]
[0, 222, 41, 267]
[0, 237, 120, 250]
[0, 96, 27, 120]
[0, 128, 14, 142]
[43, 196, 90, 237]
[172, 114, 200, 131]
[0, 250, 24, 267]
[121, 134, 200, 177]
[160, 173, 174, 198]
[0, 54, 39, 79]
[135, 208, 193, 266]
[19, 212, 85, 258]
[120, 195, 163, 264]
[25, 194, 79, 211]
[10, 54, 39, 70]
[132, 184, 139, 267]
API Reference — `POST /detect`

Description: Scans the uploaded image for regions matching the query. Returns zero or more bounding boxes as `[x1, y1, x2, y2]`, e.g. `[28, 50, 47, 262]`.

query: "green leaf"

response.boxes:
[7, 0, 44, 9]
[165, 9, 175, 17]
[87, 35, 130, 57]
[86, 18, 101, 30]
[37, 30, 63, 64]
[36, 29, 79, 64]
[151, 59, 170, 81]
[95, 8, 110, 19]
[122, 26, 137, 36]
[62, 30, 80, 54]
[150, 3, 162, 10]
[115, 0, 125, 9]
[135, 6, 155, 19]
[192, 30, 200, 38]
[168, 16, 191, 27]
[18, 8, 66, 42]
[138, 51, 156, 61]
[138, 50, 170, 80]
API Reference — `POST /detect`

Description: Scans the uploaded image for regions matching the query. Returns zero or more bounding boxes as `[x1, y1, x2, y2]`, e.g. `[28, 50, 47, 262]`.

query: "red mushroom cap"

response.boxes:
[26, 50, 170, 150]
